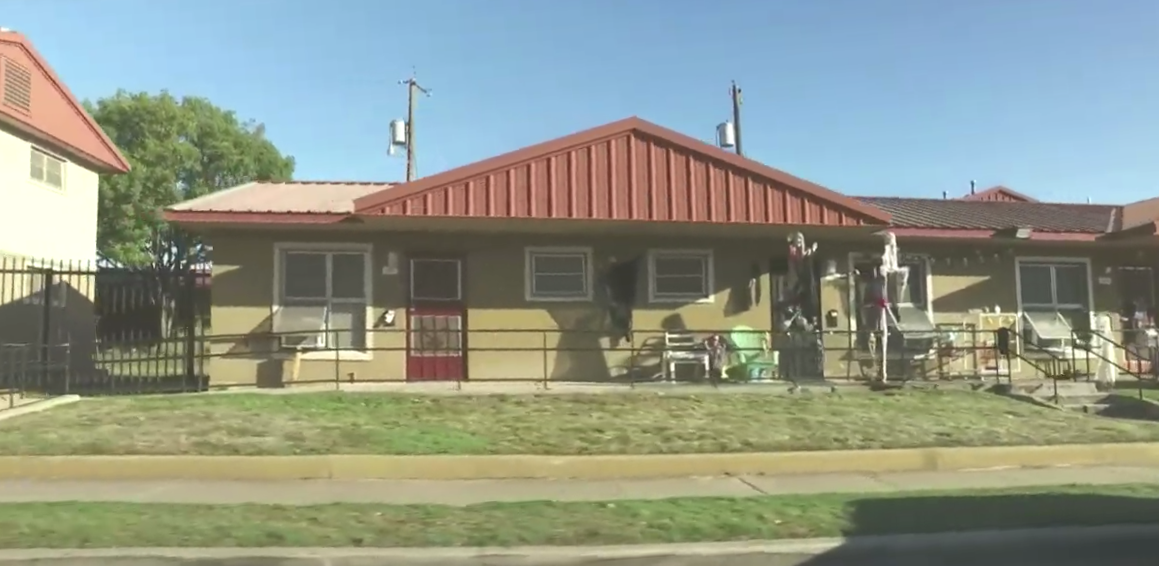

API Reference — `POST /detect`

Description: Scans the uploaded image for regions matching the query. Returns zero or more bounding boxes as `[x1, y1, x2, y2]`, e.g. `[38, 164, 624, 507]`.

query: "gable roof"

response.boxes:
[957, 185, 1038, 203]
[352, 117, 892, 226]
[859, 197, 1117, 233]
[0, 29, 130, 173]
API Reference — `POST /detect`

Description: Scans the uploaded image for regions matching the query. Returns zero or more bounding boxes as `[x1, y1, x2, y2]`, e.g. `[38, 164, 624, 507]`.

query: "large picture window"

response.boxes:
[1017, 259, 1092, 349]
[1018, 260, 1090, 321]
[273, 245, 371, 353]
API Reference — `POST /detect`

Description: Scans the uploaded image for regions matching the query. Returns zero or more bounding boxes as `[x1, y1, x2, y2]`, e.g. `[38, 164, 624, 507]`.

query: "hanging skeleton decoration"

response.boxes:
[864, 231, 905, 382]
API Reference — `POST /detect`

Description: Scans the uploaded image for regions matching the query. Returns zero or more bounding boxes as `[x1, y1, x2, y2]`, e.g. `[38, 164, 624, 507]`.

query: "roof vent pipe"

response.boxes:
[942, 191, 948, 200]
[970, 180, 977, 195]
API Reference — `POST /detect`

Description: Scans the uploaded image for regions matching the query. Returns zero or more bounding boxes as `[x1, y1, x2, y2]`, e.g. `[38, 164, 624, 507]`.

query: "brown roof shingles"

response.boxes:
[858, 197, 1118, 233]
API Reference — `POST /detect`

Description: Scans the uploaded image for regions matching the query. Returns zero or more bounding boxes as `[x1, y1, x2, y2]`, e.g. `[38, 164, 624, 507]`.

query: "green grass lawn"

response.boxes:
[0, 484, 1156, 548]
[1, 390, 1158, 456]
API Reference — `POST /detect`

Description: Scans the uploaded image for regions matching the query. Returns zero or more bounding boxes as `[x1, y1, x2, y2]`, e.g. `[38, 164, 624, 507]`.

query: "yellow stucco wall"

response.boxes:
[204, 228, 1158, 386]
[206, 231, 777, 385]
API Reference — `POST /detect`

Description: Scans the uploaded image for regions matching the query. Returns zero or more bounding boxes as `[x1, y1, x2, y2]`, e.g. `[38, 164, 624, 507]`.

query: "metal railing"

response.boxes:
[4, 321, 1157, 396]
[95, 325, 1021, 393]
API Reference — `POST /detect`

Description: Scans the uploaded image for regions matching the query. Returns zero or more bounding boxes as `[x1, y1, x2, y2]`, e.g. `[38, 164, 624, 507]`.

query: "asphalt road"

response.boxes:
[0, 526, 1155, 566]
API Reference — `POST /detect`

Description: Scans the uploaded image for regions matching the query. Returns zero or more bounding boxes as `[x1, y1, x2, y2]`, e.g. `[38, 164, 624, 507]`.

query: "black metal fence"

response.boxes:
[195, 324, 1136, 389]
[0, 258, 1154, 396]
[0, 257, 210, 396]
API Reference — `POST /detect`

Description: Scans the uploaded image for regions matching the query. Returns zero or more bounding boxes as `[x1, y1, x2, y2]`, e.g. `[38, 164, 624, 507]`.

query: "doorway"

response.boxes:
[1118, 266, 1155, 373]
[406, 257, 466, 381]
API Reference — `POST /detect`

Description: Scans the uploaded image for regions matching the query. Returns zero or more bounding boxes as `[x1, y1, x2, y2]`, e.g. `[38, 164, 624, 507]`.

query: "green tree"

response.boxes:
[86, 90, 296, 268]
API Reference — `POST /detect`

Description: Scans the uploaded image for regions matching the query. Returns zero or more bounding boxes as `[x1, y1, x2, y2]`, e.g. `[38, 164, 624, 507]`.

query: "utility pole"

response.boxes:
[399, 73, 431, 182]
[729, 81, 744, 157]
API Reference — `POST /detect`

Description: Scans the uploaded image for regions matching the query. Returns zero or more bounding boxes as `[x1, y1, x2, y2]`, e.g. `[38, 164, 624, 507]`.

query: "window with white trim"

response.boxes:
[648, 250, 713, 302]
[29, 148, 65, 190]
[1018, 261, 1089, 315]
[275, 248, 369, 350]
[525, 248, 591, 301]
[1018, 260, 1091, 346]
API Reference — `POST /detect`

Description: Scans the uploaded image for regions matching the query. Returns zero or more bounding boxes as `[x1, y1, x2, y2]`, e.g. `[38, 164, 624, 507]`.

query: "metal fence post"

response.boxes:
[182, 268, 197, 391]
[38, 267, 54, 393]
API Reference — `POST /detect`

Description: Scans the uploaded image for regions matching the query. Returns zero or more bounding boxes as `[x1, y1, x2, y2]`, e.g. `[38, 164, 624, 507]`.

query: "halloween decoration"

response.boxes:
[863, 231, 904, 382]
[777, 232, 824, 379]
[603, 256, 640, 343]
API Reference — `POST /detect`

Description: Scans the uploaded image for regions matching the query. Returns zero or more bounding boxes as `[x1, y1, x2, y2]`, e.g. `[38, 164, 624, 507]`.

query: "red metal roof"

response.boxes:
[353, 117, 891, 227]
[0, 30, 130, 173]
[957, 185, 1038, 203]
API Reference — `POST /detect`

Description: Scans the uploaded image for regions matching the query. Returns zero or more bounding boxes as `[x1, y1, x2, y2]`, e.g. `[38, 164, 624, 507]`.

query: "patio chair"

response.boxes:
[730, 325, 779, 382]
[662, 331, 710, 382]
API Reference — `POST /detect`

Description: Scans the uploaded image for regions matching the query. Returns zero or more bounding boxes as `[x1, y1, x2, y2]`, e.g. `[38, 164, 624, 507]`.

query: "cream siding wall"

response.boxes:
[0, 126, 99, 261]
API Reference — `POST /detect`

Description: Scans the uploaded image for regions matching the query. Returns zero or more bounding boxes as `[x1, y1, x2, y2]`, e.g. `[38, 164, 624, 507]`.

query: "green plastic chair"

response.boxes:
[730, 325, 779, 381]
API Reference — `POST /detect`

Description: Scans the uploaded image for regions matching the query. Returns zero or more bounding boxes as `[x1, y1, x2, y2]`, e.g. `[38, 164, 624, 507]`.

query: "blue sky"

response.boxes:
[5, 0, 1157, 203]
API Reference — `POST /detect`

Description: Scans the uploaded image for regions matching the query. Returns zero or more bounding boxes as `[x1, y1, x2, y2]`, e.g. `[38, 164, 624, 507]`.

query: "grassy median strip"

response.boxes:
[2, 390, 1159, 455]
[0, 484, 1157, 548]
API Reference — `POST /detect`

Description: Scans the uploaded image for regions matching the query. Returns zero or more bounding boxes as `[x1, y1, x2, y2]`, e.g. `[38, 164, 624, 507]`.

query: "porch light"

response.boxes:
[383, 252, 400, 275]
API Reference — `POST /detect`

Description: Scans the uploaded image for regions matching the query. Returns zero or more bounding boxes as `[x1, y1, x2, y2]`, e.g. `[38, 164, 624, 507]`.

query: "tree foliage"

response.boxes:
[86, 91, 296, 268]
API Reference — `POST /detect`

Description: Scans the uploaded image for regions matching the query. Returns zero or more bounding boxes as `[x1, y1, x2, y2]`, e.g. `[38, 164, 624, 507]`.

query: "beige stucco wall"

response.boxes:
[206, 230, 777, 386]
[0, 125, 100, 262]
[205, 227, 1159, 386]
[818, 240, 1150, 380]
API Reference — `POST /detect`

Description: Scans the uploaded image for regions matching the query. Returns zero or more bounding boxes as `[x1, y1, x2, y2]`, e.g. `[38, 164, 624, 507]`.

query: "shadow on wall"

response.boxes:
[930, 266, 1016, 318]
[795, 492, 1159, 565]
[0, 282, 98, 393]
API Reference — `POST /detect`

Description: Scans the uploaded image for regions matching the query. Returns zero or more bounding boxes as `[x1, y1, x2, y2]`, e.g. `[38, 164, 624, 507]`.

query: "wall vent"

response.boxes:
[1, 57, 31, 113]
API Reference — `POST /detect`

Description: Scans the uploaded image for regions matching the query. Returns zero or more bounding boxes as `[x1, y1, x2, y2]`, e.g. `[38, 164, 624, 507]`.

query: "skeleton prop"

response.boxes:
[865, 231, 905, 382]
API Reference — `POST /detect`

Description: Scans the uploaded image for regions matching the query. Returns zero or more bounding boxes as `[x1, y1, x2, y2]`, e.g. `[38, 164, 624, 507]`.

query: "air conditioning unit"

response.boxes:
[272, 304, 327, 351]
[1021, 311, 1075, 354]
[279, 331, 324, 351]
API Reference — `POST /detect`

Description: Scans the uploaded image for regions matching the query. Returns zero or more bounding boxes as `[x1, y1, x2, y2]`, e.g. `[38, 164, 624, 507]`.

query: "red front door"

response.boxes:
[406, 258, 466, 381]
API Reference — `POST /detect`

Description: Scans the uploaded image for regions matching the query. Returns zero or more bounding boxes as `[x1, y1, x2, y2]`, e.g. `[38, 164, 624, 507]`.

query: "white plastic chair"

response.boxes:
[662, 331, 710, 382]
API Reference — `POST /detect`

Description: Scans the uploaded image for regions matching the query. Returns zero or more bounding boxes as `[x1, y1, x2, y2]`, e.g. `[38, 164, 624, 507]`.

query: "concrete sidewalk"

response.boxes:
[0, 465, 1155, 506]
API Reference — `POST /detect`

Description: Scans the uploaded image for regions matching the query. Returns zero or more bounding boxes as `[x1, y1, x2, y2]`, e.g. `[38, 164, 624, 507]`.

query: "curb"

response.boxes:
[3, 442, 1159, 480]
[0, 395, 79, 423]
[0, 525, 1154, 565]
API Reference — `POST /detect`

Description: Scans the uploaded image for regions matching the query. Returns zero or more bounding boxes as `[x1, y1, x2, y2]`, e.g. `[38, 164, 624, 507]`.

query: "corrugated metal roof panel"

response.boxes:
[170, 181, 394, 214]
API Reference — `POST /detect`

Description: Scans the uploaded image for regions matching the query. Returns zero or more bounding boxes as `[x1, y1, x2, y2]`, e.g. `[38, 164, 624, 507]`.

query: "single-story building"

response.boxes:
[163, 117, 1159, 386]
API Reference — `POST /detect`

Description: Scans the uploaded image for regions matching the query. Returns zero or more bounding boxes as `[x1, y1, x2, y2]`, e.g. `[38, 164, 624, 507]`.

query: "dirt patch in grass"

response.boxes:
[0, 484, 1157, 548]
[2, 390, 1159, 456]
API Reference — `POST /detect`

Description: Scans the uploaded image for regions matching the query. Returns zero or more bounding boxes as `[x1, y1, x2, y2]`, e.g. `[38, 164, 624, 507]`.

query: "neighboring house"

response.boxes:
[0, 28, 130, 262]
[0, 29, 130, 385]
[164, 116, 1159, 386]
